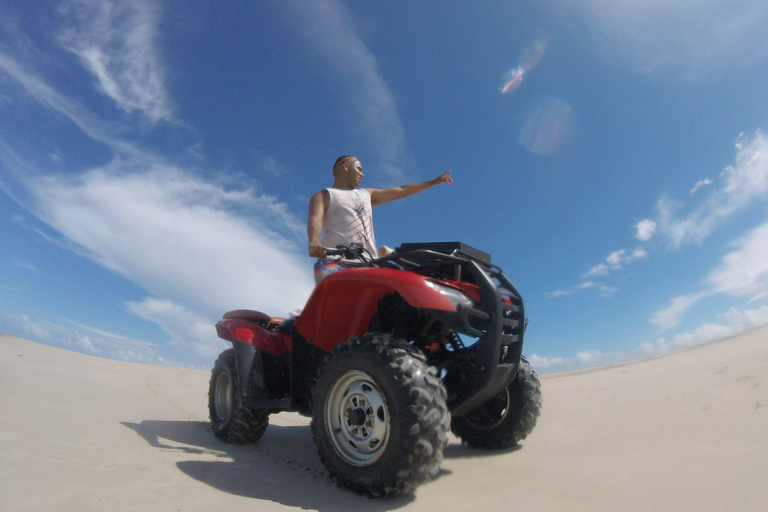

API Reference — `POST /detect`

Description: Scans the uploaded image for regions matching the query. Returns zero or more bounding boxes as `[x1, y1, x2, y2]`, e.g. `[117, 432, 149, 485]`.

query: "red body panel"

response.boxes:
[217, 318, 292, 356]
[295, 266, 455, 353]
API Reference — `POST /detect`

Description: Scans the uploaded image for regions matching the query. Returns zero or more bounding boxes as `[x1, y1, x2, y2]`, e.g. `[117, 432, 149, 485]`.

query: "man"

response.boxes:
[308, 155, 453, 283]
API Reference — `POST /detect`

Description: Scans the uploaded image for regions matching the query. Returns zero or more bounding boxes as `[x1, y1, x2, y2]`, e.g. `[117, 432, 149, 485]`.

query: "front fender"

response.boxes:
[295, 267, 455, 352]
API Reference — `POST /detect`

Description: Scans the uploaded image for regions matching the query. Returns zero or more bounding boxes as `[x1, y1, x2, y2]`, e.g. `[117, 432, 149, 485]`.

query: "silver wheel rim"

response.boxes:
[213, 372, 232, 420]
[325, 370, 390, 466]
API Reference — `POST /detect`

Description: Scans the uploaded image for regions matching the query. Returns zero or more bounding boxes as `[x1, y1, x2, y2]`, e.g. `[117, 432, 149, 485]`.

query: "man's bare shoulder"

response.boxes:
[310, 189, 331, 209]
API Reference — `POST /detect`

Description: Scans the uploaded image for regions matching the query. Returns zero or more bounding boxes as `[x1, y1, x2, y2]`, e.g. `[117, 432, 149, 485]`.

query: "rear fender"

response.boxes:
[295, 266, 455, 352]
[215, 318, 291, 357]
[215, 318, 292, 408]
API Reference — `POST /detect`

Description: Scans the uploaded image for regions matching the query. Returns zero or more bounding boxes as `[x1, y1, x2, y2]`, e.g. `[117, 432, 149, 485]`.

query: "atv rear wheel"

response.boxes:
[451, 356, 541, 449]
[311, 333, 450, 498]
[208, 349, 269, 444]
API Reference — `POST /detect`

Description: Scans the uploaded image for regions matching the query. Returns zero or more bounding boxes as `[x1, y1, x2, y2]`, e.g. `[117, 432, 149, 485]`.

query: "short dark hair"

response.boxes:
[333, 155, 356, 174]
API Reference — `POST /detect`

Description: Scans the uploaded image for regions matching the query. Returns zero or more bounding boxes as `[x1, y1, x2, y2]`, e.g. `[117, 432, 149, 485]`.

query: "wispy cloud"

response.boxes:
[547, 247, 644, 299]
[649, 218, 768, 331]
[27, 163, 313, 309]
[708, 221, 768, 303]
[640, 131, 768, 247]
[690, 177, 713, 196]
[14, 261, 40, 272]
[584, 248, 647, 278]
[3, 161, 315, 365]
[545, 281, 618, 299]
[563, 0, 768, 80]
[533, 303, 768, 373]
[59, 0, 174, 124]
[643, 304, 768, 355]
[0, 53, 142, 159]
[528, 348, 608, 373]
[649, 292, 708, 331]
[284, 0, 410, 182]
[0, 310, 197, 366]
[556, 130, 768, 329]
[0, 2, 316, 365]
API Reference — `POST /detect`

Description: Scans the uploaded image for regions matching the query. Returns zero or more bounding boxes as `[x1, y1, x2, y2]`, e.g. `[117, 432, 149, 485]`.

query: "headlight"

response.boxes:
[429, 282, 475, 309]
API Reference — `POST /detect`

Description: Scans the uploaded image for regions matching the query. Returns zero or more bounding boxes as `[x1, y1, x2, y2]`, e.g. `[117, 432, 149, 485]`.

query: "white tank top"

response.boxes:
[321, 188, 377, 258]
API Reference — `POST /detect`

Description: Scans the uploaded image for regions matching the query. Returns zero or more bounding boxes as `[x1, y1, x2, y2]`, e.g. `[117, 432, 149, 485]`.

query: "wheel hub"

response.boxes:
[325, 370, 390, 466]
[346, 406, 368, 427]
[465, 386, 510, 430]
[213, 372, 232, 420]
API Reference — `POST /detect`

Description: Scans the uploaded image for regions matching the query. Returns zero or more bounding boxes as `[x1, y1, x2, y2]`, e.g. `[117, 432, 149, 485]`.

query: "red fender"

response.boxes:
[295, 267, 455, 352]
[215, 318, 292, 356]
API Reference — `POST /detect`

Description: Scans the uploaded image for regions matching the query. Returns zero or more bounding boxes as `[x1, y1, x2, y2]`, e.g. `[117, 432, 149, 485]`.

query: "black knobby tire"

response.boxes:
[208, 349, 269, 444]
[311, 333, 450, 498]
[451, 355, 542, 449]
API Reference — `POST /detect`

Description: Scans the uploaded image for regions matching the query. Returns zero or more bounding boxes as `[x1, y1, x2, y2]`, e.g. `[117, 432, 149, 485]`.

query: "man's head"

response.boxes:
[332, 155, 364, 189]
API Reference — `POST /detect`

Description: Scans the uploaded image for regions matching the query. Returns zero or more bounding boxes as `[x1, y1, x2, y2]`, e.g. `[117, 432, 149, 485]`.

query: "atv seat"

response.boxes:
[223, 309, 271, 324]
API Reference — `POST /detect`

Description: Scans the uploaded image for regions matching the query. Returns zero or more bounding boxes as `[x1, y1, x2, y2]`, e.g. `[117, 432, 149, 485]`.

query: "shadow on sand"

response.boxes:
[123, 419, 522, 509]
[122, 419, 416, 511]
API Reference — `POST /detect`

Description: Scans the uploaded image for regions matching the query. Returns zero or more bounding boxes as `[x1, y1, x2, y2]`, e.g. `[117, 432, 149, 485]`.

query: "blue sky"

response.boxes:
[1, 0, 767, 371]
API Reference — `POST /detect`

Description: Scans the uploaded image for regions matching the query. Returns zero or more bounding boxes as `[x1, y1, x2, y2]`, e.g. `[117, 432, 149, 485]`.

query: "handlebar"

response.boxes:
[323, 243, 370, 261]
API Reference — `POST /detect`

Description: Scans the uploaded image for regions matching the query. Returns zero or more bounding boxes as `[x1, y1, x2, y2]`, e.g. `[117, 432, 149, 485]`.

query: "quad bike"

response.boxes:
[208, 242, 542, 497]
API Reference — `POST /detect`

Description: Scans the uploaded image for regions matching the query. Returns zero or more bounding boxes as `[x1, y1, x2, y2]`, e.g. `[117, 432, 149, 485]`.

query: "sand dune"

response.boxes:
[2, 325, 767, 511]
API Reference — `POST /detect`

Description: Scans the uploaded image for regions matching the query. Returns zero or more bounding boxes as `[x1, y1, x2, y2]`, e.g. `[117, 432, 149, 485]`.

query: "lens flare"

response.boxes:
[501, 67, 525, 94]
[521, 41, 545, 71]
[519, 96, 572, 155]
[500, 41, 546, 95]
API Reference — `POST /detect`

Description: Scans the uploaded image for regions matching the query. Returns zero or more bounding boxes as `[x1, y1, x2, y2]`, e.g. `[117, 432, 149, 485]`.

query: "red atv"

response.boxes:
[208, 242, 542, 497]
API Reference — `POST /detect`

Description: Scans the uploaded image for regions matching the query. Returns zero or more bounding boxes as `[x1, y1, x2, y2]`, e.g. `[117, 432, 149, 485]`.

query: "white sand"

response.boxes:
[2, 325, 766, 511]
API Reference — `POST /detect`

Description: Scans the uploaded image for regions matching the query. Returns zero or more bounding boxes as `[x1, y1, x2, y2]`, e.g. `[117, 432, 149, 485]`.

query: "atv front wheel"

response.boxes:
[311, 333, 450, 498]
[451, 355, 542, 449]
[208, 349, 269, 444]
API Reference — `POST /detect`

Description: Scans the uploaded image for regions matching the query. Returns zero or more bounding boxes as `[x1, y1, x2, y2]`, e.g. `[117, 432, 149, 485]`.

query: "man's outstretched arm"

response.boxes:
[367, 170, 452, 207]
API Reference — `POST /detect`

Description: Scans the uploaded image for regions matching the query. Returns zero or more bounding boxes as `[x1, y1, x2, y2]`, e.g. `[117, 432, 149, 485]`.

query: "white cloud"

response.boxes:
[284, 0, 410, 182]
[690, 177, 713, 196]
[544, 289, 573, 298]
[584, 247, 647, 278]
[647, 216, 768, 335]
[641, 305, 768, 355]
[27, 165, 315, 330]
[605, 249, 625, 268]
[532, 305, 768, 374]
[577, 350, 603, 364]
[654, 131, 768, 247]
[708, 220, 768, 302]
[527, 353, 565, 370]
[649, 292, 707, 331]
[635, 219, 657, 241]
[7, 160, 314, 364]
[527, 349, 607, 373]
[584, 263, 609, 278]
[0, 53, 144, 163]
[584, 263, 610, 277]
[1, 3, 315, 367]
[59, 0, 174, 124]
[564, 0, 768, 80]
[545, 280, 618, 299]
[125, 297, 225, 360]
[14, 261, 40, 272]
[0, 310, 198, 366]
